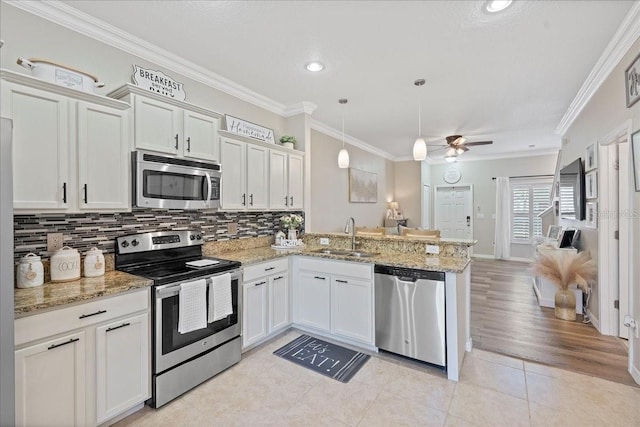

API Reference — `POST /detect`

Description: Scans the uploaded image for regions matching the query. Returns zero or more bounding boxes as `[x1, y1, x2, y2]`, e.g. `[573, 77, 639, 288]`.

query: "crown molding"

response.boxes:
[555, 2, 640, 136]
[309, 118, 395, 160]
[4, 0, 312, 118]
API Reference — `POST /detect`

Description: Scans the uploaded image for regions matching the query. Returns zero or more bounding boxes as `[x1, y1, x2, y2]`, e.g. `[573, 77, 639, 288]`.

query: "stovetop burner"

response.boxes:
[115, 230, 241, 286]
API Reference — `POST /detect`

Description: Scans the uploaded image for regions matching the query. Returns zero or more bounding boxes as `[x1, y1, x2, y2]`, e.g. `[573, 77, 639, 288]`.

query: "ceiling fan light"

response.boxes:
[446, 147, 456, 156]
[413, 138, 427, 161]
[445, 154, 457, 163]
[455, 147, 465, 155]
[486, 0, 512, 13]
[338, 148, 350, 168]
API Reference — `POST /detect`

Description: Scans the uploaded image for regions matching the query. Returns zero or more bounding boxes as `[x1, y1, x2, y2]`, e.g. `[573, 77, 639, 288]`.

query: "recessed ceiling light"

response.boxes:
[305, 62, 324, 72]
[529, 144, 536, 148]
[486, 0, 512, 13]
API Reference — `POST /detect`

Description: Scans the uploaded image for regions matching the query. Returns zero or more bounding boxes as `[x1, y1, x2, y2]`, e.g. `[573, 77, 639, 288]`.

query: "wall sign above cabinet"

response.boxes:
[225, 114, 275, 144]
[132, 65, 186, 101]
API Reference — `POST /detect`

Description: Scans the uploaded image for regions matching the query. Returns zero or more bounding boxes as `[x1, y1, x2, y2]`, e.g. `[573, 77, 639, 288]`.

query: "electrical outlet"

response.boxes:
[426, 245, 440, 254]
[227, 222, 238, 235]
[47, 233, 63, 252]
[320, 238, 330, 245]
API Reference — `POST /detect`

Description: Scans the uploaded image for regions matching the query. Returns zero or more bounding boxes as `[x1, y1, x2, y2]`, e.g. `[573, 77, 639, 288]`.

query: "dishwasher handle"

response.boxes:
[374, 264, 445, 281]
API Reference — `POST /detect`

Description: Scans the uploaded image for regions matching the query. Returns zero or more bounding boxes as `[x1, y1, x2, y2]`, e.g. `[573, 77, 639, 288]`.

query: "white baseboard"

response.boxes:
[587, 309, 600, 332]
[631, 363, 640, 385]
[472, 254, 495, 259]
[508, 256, 533, 263]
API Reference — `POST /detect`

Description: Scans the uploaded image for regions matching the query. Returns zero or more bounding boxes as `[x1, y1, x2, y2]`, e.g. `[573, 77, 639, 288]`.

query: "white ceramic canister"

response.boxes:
[83, 247, 105, 277]
[16, 253, 44, 288]
[50, 246, 81, 282]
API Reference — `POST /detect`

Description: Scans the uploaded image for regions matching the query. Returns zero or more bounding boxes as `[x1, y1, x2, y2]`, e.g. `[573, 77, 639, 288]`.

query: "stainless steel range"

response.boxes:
[115, 230, 242, 408]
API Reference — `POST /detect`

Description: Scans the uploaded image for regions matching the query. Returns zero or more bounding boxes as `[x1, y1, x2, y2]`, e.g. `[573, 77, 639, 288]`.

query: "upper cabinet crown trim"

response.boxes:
[219, 130, 304, 154]
[1, 69, 130, 110]
[108, 84, 222, 119]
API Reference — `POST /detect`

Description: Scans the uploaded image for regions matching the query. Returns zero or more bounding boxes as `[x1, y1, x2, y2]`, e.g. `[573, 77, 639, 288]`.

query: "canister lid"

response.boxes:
[54, 246, 78, 254]
[20, 253, 41, 262]
[85, 247, 102, 255]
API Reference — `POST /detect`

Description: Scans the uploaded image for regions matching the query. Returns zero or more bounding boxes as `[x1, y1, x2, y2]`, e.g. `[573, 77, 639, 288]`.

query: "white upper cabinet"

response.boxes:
[77, 102, 130, 210]
[246, 144, 269, 210]
[110, 85, 221, 162]
[1, 71, 131, 213]
[270, 151, 304, 210]
[220, 136, 269, 211]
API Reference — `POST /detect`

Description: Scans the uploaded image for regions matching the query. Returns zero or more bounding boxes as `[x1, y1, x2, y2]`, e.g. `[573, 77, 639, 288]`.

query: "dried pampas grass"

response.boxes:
[533, 250, 597, 292]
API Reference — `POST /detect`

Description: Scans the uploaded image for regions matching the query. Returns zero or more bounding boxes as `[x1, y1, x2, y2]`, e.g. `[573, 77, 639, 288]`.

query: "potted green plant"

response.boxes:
[532, 250, 597, 321]
[279, 135, 297, 149]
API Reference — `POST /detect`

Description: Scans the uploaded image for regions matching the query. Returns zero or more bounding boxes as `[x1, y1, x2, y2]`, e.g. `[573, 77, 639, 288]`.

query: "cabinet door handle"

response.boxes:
[242, 193, 246, 206]
[106, 322, 131, 333]
[48, 338, 79, 350]
[285, 196, 289, 207]
[187, 137, 191, 152]
[62, 182, 67, 203]
[79, 309, 107, 319]
[290, 196, 293, 205]
[249, 194, 254, 206]
[313, 276, 326, 280]
[83, 184, 88, 204]
[255, 281, 266, 286]
[335, 279, 348, 284]
[273, 276, 284, 281]
[264, 267, 275, 271]
[174, 134, 179, 150]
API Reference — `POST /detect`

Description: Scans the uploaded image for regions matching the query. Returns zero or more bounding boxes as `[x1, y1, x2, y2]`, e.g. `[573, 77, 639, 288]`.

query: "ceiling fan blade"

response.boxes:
[464, 140, 493, 146]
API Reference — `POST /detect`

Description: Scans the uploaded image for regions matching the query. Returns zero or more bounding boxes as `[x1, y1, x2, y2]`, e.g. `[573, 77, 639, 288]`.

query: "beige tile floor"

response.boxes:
[114, 330, 640, 427]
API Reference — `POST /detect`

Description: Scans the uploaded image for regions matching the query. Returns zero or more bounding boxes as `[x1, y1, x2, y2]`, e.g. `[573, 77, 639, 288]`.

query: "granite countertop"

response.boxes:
[14, 271, 153, 316]
[307, 232, 478, 246]
[218, 245, 470, 273]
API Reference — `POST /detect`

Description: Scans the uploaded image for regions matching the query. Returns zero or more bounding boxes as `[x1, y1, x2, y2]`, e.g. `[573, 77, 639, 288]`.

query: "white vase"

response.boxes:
[288, 228, 297, 241]
[282, 142, 294, 149]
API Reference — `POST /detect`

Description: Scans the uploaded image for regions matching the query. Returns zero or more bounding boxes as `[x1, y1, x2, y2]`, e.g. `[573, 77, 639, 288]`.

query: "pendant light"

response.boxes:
[338, 98, 350, 168]
[412, 79, 427, 161]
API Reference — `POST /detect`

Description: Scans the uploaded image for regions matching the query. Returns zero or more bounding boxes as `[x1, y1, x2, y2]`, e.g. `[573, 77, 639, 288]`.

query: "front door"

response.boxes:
[435, 185, 473, 239]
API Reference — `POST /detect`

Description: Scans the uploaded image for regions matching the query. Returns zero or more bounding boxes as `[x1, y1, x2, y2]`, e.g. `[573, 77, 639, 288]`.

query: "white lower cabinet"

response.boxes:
[293, 257, 374, 346]
[14, 288, 150, 427]
[95, 313, 149, 424]
[15, 331, 86, 427]
[242, 259, 290, 349]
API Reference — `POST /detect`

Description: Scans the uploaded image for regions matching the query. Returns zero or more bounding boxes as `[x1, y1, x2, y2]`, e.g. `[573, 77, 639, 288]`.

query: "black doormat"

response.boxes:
[273, 334, 370, 383]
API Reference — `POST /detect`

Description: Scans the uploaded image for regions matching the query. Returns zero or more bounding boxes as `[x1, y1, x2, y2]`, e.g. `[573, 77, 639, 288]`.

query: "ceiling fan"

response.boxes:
[428, 135, 493, 161]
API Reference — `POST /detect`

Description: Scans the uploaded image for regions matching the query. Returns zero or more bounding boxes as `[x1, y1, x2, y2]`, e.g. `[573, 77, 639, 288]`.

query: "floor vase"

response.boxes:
[555, 289, 576, 321]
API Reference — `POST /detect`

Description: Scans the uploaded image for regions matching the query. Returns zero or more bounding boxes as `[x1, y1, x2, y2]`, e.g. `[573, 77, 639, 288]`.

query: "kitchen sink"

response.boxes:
[312, 249, 377, 258]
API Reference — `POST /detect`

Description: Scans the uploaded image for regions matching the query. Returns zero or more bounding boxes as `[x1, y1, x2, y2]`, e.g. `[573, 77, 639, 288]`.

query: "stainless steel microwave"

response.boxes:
[133, 150, 221, 210]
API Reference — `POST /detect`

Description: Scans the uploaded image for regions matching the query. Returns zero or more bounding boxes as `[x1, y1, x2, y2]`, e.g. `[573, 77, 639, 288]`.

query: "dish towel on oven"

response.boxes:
[178, 279, 207, 334]
[209, 273, 232, 322]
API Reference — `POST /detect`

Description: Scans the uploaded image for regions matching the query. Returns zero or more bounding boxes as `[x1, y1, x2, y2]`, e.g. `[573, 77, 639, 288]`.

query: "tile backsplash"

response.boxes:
[14, 209, 304, 262]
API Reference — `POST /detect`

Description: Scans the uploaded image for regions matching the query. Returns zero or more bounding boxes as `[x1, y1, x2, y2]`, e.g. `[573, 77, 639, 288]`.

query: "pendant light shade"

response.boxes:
[413, 138, 427, 161]
[338, 98, 349, 169]
[412, 79, 427, 161]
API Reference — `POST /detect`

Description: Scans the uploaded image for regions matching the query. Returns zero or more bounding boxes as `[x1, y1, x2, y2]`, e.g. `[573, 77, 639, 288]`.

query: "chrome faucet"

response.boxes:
[344, 217, 356, 250]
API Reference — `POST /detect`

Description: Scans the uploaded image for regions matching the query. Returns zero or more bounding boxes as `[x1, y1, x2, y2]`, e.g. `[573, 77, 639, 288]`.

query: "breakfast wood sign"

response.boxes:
[132, 65, 186, 101]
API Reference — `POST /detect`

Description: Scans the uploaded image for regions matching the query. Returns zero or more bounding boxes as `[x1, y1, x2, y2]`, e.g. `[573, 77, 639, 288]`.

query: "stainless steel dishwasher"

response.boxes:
[374, 265, 446, 367]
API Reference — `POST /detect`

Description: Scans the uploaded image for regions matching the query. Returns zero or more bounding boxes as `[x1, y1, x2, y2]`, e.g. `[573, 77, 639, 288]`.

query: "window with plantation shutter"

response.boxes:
[511, 180, 552, 244]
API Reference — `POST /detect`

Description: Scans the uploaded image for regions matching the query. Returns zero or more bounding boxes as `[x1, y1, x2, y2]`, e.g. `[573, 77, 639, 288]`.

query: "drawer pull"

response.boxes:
[79, 309, 107, 319]
[336, 279, 348, 284]
[265, 267, 275, 271]
[273, 276, 284, 281]
[313, 276, 326, 280]
[48, 338, 79, 350]
[255, 281, 266, 286]
[106, 322, 131, 333]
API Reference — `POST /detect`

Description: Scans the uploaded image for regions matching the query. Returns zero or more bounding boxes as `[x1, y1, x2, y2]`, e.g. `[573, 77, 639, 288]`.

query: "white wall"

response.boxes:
[428, 154, 557, 257]
[394, 160, 421, 228]
[562, 37, 640, 376]
[309, 130, 394, 232]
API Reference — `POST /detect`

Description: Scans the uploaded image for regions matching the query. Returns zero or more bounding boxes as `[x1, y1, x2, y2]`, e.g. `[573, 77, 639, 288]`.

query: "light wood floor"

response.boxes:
[470, 258, 636, 386]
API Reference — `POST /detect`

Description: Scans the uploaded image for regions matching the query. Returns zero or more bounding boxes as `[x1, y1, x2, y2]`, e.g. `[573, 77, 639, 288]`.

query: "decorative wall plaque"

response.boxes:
[224, 115, 275, 143]
[132, 65, 186, 101]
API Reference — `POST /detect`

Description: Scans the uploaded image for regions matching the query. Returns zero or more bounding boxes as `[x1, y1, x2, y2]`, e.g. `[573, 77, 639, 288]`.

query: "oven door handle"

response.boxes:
[205, 172, 212, 206]
[155, 270, 241, 298]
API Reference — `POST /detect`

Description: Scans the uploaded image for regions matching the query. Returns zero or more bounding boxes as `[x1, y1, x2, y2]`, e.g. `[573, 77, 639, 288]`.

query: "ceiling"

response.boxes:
[60, 0, 634, 161]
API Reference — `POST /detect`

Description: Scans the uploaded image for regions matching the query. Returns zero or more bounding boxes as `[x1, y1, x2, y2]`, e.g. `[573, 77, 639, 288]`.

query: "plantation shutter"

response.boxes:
[512, 186, 530, 241]
[532, 186, 551, 237]
[511, 180, 552, 244]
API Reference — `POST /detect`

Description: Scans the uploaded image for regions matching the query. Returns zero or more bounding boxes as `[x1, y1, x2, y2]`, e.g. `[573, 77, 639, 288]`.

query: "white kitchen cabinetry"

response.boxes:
[242, 258, 290, 349]
[220, 136, 269, 211]
[109, 84, 221, 161]
[1, 70, 130, 212]
[14, 288, 150, 427]
[95, 312, 149, 424]
[269, 151, 304, 210]
[293, 257, 374, 346]
[15, 331, 86, 427]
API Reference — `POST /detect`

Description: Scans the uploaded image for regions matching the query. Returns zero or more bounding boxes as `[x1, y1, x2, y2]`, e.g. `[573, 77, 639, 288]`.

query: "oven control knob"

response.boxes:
[190, 235, 195, 241]
[131, 239, 139, 247]
[196, 234, 202, 240]
[120, 240, 129, 248]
